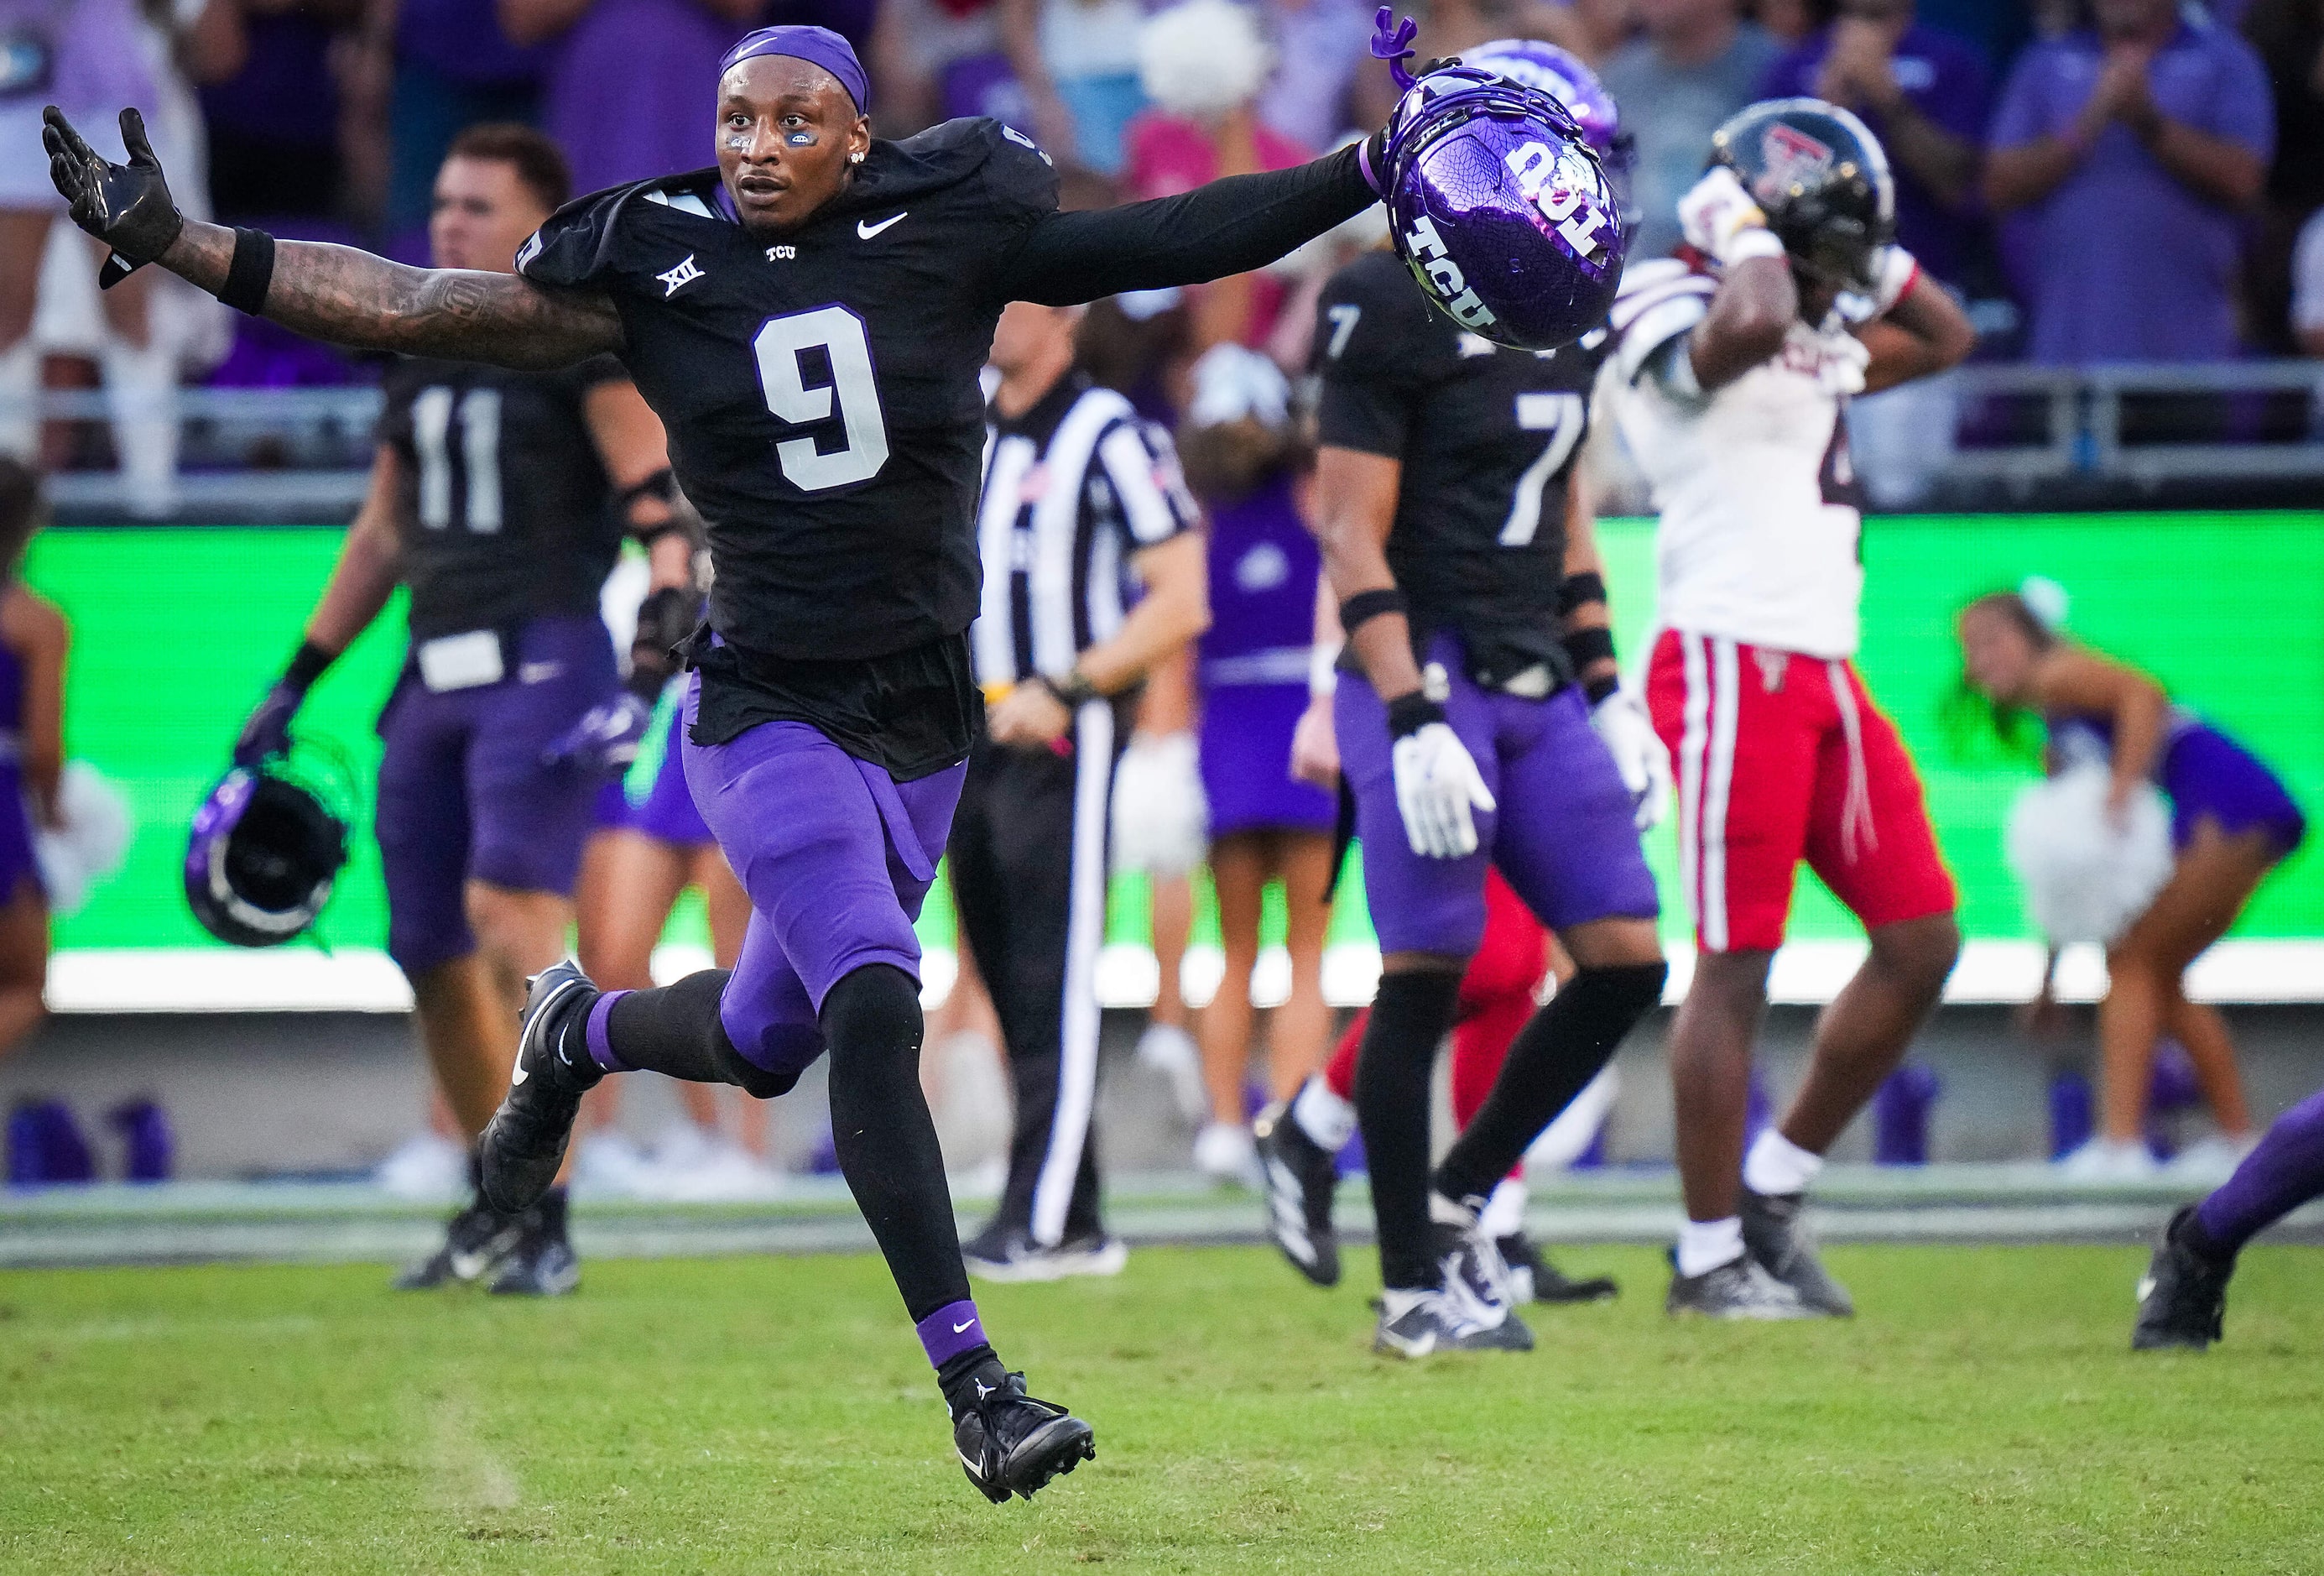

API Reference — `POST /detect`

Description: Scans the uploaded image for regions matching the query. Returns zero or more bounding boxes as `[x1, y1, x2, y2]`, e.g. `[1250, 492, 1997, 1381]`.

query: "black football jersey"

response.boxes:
[517, 119, 1061, 666]
[1315, 248, 1606, 686]
[376, 354, 627, 641]
[514, 122, 1371, 773]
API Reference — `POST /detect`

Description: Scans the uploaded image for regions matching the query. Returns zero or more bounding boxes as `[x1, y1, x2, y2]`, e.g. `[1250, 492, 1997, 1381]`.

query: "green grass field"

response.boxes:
[4, 1244, 2321, 1573]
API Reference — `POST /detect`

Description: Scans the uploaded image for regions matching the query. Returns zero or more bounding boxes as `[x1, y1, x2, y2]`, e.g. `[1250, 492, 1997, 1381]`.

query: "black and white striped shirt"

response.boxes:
[973, 371, 1198, 689]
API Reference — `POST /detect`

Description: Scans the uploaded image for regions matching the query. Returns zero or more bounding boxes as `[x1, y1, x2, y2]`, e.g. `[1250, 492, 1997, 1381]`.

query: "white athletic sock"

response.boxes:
[1478, 1177, 1527, 1239]
[100, 339, 180, 517]
[1675, 1216, 1744, 1278]
[1291, 1076, 1355, 1151]
[1743, 1128, 1825, 1198]
[0, 338, 37, 462]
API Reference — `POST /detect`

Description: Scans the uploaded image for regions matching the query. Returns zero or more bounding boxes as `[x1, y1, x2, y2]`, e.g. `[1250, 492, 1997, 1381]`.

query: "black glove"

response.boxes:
[41, 107, 185, 284]
[629, 584, 700, 697]
[233, 681, 305, 770]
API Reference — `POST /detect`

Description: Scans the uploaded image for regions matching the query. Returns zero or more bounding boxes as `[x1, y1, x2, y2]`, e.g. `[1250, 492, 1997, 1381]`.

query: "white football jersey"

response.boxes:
[1603, 258, 1870, 660]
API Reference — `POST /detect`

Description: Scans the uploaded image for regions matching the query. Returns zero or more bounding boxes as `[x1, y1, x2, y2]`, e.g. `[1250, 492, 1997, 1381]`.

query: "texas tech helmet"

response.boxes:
[184, 765, 349, 947]
[1382, 64, 1625, 351]
[1708, 98, 1894, 290]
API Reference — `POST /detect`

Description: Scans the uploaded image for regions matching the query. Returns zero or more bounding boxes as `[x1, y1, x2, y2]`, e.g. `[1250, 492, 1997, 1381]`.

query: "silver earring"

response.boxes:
[849, 150, 865, 164]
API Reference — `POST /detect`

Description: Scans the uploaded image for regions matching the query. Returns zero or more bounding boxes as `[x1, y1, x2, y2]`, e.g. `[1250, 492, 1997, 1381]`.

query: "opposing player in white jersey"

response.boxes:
[1603, 101, 1975, 1318]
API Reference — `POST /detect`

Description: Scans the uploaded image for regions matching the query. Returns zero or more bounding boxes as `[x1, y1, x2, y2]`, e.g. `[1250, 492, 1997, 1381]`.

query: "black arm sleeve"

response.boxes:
[1001, 144, 1375, 307]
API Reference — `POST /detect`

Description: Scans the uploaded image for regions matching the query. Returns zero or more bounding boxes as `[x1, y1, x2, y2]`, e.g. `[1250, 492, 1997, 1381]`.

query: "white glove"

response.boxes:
[1391, 719, 1495, 858]
[1835, 244, 1922, 325]
[1676, 166, 1785, 268]
[1110, 730, 1209, 876]
[1816, 329, 1871, 396]
[1588, 687, 1670, 832]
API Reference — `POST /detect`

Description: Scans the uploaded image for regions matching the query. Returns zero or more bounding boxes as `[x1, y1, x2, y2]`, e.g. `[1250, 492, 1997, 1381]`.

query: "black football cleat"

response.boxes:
[1741, 1187, 1854, 1316]
[1665, 1250, 1814, 1319]
[1372, 1286, 1533, 1358]
[2133, 1205, 2234, 1352]
[393, 1198, 524, 1290]
[952, 1373, 1096, 1502]
[1497, 1231, 1618, 1304]
[477, 960, 601, 1216]
[1430, 1213, 1524, 1334]
[961, 1222, 1128, 1282]
[487, 1191, 580, 1297]
[1253, 1102, 1341, 1287]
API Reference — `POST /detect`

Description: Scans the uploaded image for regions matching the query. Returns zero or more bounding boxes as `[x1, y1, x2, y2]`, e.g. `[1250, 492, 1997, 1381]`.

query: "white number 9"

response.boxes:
[753, 305, 891, 491]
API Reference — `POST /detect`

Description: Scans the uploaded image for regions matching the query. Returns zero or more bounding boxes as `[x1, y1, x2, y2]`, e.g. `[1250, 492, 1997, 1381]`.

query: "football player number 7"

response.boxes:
[753, 305, 892, 490]
[1498, 392, 1585, 546]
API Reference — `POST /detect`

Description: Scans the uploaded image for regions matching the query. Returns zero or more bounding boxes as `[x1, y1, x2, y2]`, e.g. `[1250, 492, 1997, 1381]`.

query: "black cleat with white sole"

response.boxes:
[1665, 1250, 1814, 1319]
[952, 1372, 1096, 1502]
[1253, 1103, 1340, 1287]
[393, 1198, 524, 1290]
[2132, 1205, 2233, 1352]
[477, 960, 602, 1216]
[1497, 1231, 1618, 1304]
[1741, 1187, 1854, 1316]
[487, 1189, 580, 1297]
[1373, 1286, 1534, 1358]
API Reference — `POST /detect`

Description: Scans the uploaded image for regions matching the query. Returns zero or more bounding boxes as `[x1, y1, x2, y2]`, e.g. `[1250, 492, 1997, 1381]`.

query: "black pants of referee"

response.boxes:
[947, 699, 1124, 1249]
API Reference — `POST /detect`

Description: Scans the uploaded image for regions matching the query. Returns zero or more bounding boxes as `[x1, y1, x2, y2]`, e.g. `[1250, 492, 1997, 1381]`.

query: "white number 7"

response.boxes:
[753, 305, 891, 491]
[1498, 392, 1586, 546]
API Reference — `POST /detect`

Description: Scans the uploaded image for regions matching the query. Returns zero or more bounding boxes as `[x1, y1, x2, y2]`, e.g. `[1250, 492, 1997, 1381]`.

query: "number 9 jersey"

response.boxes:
[515, 117, 1061, 668]
[1314, 248, 1606, 690]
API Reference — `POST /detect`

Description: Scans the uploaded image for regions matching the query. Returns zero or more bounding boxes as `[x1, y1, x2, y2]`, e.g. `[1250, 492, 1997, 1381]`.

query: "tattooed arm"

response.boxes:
[44, 106, 622, 368]
[157, 221, 623, 368]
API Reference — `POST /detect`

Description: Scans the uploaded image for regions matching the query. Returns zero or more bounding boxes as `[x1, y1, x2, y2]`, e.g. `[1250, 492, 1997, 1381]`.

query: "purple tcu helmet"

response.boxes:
[1380, 63, 1624, 350]
[185, 764, 349, 947]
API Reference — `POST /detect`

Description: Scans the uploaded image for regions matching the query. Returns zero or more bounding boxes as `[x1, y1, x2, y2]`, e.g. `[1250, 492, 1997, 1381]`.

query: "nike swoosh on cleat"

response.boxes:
[2136, 1276, 2157, 1302]
[857, 211, 907, 239]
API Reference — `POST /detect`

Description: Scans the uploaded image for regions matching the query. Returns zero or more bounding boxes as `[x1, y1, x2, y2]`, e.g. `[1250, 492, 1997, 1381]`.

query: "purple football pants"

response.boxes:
[679, 684, 965, 1081]
[375, 616, 615, 975]
[2196, 1083, 2324, 1254]
[1336, 634, 1660, 956]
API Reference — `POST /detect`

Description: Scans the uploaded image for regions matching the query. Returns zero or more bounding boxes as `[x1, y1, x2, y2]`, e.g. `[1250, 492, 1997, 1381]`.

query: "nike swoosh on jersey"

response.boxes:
[857, 212, 908, 240]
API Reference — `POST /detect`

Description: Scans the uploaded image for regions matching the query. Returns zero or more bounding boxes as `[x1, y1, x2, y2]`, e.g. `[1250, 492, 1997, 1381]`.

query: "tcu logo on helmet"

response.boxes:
[1400, 213, 1498, 331]
[1504, 141, 1609, 261]
[1755, 122, 1834, 202]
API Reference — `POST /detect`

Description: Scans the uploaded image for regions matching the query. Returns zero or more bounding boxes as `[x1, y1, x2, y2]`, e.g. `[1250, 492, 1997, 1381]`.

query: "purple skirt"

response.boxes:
[1199, 683, 1337, 841]
[2160, 723, 2306, 855]
[0, 763, 39, 905]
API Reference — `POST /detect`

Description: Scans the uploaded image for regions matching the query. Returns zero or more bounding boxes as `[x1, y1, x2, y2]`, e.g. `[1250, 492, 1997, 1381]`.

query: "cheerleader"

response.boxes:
[1177, 346, 1338, 1182]
[0, 459, 60, 1062]
[1959, 588, 2306, 1180]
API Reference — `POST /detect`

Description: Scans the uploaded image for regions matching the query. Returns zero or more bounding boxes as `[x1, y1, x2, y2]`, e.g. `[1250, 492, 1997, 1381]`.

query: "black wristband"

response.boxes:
[1385, 691, 1446, 739]
[1556, 571, 1608, 617]
[1561, 623, 1616, 678]
[283, 639, 335, 692]
[1036, 669, 1101, 708]
[1339, 588, 1407, 637]
[221, 227, 277, 316]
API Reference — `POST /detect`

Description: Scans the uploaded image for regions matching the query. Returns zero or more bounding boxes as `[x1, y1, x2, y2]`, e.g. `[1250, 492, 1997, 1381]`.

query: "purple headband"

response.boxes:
[720, 25, 870, 115]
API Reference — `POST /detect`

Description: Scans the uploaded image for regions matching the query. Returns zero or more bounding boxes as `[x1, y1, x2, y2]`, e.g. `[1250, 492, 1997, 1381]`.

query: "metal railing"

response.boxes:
[1936, 360, 2324, 488]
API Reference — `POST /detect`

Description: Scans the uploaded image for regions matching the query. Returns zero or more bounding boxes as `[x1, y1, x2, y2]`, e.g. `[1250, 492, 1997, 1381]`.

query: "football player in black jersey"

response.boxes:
[223, 127, 697, 1297]
[44, 22, 1383, 1499]
[1285, 241, 1670, 1357]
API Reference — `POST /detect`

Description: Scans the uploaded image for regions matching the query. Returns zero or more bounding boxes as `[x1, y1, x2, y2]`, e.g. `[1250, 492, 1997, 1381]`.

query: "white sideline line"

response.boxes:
[41, 938, 2324, 1013]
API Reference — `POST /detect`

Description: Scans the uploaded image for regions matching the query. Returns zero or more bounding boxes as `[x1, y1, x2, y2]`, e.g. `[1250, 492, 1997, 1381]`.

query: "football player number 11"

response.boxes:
[753, 305, 892, 490]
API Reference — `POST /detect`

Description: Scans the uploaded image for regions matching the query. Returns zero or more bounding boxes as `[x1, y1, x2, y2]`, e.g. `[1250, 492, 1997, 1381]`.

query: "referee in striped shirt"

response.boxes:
[954, 299, 1208, 1281]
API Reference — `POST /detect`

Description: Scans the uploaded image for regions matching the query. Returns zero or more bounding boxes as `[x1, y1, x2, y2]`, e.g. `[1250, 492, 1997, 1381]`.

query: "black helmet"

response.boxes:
[183, 764, 349, 947]
[1707, 98, 1894, 290]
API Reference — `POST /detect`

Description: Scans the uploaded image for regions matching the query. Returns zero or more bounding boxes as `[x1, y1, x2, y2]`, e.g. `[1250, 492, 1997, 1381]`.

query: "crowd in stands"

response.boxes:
[4, 0, 2322, 498]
